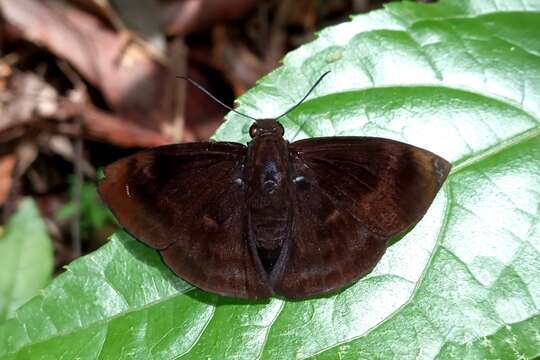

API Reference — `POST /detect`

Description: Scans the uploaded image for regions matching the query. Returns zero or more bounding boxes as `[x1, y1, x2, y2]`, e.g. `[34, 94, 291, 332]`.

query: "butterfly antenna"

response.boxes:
[176, 76, 258, 121]
[275, 71, 331, 120]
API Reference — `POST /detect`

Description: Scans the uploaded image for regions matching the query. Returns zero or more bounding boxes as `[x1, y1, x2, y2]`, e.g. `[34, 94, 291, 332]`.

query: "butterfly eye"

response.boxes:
[249, 123, 258, 138]
[276, 122, 284, 136]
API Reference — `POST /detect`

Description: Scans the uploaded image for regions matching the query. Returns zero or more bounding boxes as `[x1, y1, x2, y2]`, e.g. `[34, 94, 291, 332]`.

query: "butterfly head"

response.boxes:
[249, 119, 284, 138]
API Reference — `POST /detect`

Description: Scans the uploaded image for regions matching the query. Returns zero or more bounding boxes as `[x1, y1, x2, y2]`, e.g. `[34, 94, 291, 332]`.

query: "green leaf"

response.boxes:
[1, 0, 539, 358]
[57, 177, 117, 239]
[0, 198, 53, 322]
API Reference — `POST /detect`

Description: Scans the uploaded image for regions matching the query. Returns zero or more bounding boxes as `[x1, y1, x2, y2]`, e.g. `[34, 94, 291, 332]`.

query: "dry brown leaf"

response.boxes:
[0, 71, 59, 133]
[0, 0, 177, 133]
[0, 154, 16, 205]
[68, 102, 170, 147]
[162, 0, 258, 36]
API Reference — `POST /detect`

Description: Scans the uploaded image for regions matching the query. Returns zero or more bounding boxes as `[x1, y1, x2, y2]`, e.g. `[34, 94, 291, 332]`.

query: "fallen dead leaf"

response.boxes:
[0, 0, 178, 134]
[162, 0, 258, 36]
[0, 154, 16, 205]
[0, 71, 59, 133]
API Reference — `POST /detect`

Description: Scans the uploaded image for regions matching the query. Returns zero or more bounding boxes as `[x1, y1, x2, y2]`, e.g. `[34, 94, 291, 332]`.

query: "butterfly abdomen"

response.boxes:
[246, 129, 293, 274]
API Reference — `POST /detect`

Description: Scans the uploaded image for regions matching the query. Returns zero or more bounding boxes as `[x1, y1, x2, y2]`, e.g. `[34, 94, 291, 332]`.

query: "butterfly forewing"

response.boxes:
[289, 137, 450, 236]
[99, 126, 450, 299]
[273, 137, 451, 298]
[98, 142, 272, 298]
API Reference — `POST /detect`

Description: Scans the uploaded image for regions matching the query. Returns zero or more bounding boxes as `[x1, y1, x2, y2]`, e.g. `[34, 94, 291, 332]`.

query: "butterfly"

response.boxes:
[98, 72, 451, 299]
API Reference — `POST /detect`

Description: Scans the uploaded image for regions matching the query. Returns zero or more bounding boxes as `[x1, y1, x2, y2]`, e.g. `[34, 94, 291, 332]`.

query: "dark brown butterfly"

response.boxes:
[98, 73, 451, 299]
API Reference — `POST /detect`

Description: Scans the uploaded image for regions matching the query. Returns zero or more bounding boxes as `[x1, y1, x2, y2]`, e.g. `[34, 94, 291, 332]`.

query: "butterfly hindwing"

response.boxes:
[98, 142, 272, 299]
[99, 135, 450, 299]
[273, 137, 451, 298]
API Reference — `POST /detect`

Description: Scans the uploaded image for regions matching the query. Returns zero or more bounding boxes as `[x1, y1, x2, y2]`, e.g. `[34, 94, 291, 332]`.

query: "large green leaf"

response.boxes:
[0, 199, 53, 322]
[1, 0, 539, 358]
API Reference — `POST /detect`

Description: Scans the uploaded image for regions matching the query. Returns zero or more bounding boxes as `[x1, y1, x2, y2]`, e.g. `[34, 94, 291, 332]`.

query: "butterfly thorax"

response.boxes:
[246, 123, 292, 275]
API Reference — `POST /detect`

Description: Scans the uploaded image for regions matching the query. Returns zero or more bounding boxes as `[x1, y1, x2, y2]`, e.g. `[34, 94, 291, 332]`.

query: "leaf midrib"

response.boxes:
[300, 182, 454, 360]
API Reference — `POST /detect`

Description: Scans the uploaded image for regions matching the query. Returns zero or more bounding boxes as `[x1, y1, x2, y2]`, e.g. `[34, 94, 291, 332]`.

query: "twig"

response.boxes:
[56, 60, 86, 258]
[264, 0, 294, 71]
[163, 38, 188, 142]
[71, 116, 83, 258]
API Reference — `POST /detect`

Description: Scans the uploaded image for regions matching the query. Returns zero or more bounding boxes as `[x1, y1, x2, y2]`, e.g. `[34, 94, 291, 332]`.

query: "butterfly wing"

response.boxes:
[274, 137, 451, 298]
[98, 142, 272, 299]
